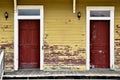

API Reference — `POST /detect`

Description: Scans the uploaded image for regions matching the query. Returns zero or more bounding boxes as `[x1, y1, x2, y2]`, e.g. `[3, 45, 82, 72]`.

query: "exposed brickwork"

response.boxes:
[0, 0, 120, 71]
[0, 24, 14, 70]
[115, 25, 120, 69]
[0, 43, 14, 70]
[44, 41, 86, 70]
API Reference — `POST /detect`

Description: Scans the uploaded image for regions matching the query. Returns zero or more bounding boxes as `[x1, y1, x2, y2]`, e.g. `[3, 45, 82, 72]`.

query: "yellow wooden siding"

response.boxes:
[43, 0, 120, 70]
[17, 0, 120, 71]
[17, 0, 86, 71]
[1, 0, 119, 71]
[114, 3, 120, 69]
[43, 1, 85, 70]
[0, 0, 14, 70]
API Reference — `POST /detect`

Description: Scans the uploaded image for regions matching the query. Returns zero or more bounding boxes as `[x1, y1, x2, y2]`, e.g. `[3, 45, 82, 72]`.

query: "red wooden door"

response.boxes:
[90, 20, 110, 68]
[19, 20, 40, 69]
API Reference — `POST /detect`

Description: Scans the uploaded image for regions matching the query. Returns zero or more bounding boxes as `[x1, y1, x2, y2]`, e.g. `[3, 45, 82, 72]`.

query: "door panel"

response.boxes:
[19, 20, 40, 69]
[90, 20, 110, 68]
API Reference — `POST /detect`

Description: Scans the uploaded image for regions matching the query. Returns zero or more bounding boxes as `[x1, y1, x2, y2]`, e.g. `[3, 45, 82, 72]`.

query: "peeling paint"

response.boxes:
[115, 25, 120, 69]
[44, 41, 86, 70]
[0, 43, 14, 70]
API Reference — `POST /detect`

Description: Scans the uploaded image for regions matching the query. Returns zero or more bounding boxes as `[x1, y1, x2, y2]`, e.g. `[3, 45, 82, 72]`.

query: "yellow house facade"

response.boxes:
[0, 0, 120, 71]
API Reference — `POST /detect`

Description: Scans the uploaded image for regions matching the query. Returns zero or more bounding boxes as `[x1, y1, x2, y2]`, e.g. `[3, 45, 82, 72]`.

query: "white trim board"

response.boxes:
[14, 5, 44, 70]
[86, 6, 114, 70]
[73, 0, 76, 13]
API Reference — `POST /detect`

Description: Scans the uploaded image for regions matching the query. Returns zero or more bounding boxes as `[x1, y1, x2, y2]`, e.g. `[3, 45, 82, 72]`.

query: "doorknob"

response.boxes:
[99, 50, 102, 53]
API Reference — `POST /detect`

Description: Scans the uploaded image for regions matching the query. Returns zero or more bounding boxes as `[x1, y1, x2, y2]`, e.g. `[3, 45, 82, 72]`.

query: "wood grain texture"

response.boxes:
[0, 0, 120, 70]
[0, 0, 14, 71]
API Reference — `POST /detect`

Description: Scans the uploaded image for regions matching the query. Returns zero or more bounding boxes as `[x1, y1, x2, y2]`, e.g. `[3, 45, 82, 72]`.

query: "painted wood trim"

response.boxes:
[73, 0, 76, 13]
[89, 17, 111, 20]
[14, 5, 44, 70]
[14, 0, 17, 11]
[110, 8, 115, 70]
[14, 0, 18, 70]
[18, 16, 41, 19]
[14, 12, 18, 70]
[17, 5, 43, 9]
[86, 6, 114, 70]
[40, 6, 44, 70]
[86, 8, 90, 70]
[0, 50, 4, 65]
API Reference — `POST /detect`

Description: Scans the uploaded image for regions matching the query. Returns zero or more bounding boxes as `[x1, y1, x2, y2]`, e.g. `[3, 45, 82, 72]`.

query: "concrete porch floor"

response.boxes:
[3, 69, 120, 79]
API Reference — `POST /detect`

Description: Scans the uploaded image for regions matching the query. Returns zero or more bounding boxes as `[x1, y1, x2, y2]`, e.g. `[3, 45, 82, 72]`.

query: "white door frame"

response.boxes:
[14, 5, 44, 70]
[86, 6, 114, 70]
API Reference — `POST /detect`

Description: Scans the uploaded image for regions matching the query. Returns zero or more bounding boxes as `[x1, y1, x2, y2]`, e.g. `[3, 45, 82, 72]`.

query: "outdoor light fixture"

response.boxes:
[77, 11, 81, 20]
[4, 12, 8, 20]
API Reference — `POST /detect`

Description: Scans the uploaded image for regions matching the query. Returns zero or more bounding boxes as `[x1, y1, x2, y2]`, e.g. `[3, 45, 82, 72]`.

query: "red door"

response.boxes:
[90, 20, 110, 68]
[19, 20, 40, 69]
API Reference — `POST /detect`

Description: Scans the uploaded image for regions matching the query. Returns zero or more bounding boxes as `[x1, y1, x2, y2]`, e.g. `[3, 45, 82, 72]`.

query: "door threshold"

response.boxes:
[19, 69, 40, 71]
[90, 68, 113, 71]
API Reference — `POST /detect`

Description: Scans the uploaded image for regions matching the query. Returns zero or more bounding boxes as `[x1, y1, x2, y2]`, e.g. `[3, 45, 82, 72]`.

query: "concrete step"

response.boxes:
[2, 76, 119, 80]
[3, 79, 40, 80]
[3, 70, 120, 80]
[3, 79, 118, 80]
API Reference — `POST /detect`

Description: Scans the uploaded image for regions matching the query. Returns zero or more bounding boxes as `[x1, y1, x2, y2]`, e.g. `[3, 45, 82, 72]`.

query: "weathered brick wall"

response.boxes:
[1, 0, 119, 71]
[17, 0, 120, 70]
[0, 0, 14, 70]
[114, 2, 120, 69]
[115, 25, 120, 69]
[44, 40, 86, 70]
[43, 0, 86, 70]
[18, 0, 87, 70]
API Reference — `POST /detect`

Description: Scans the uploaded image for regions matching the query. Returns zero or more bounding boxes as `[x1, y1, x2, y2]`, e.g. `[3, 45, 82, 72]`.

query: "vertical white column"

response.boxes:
[110, 7, 114, 70]
[73, 0, 76, 13]
[14, 0, 18, 70]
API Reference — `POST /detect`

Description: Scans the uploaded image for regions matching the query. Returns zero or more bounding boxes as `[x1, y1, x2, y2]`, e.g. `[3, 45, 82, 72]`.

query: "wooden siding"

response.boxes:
[18, 0, 86, 71]
[17, 0, 120, 70]
[43, 0, 86, 70]
[0, 0, 14, 70]
[0, 0, 120, 71]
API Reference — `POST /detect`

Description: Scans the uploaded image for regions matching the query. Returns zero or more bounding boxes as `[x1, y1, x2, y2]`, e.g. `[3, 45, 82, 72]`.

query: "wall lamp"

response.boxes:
[77, 11, 81, 20]
[4, 12, 8, 20]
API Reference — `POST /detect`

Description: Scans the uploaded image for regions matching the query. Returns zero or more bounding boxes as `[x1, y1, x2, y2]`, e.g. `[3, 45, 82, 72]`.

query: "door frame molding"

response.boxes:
[14, 5, 44, 70]
[86, 6, 114, 70]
